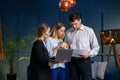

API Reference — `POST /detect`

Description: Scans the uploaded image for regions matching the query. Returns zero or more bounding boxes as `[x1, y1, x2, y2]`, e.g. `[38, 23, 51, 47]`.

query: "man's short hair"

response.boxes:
[69, 12, 80, 22]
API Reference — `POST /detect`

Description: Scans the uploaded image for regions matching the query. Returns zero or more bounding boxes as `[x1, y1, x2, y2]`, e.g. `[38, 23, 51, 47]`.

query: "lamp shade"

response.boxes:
[68, 0, 76, 7]
[59, 0, 71, 11]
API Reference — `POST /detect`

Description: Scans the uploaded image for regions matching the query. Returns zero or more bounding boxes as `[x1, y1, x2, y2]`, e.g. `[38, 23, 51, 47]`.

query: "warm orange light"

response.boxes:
[68, 0, 76, 7]
[59, 0, 71, 11]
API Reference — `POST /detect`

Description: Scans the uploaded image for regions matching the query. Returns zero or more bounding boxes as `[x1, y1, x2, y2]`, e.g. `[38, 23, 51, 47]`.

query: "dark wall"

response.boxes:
[0, 0, 120, 80]
[0, 0, 120, 12]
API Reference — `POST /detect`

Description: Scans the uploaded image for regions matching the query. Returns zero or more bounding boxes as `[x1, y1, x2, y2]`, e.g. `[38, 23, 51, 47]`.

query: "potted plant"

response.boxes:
[0, 33, 33, 80]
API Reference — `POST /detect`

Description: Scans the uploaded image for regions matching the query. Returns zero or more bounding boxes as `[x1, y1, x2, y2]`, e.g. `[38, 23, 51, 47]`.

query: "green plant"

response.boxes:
[0, 34, 34, 73]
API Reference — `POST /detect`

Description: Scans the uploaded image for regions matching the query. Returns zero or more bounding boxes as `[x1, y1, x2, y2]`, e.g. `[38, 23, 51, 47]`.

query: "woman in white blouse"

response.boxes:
[45, 22, 68, 80]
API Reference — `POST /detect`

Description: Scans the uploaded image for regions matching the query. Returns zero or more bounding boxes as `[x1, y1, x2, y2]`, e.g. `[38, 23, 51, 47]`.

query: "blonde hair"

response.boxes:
[51, 22, 65, 39]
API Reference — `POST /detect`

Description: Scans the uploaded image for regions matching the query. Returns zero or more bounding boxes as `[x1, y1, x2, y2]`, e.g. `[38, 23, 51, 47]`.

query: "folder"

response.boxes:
[55, 49, 88, 62]
[55, 49, 72, 62]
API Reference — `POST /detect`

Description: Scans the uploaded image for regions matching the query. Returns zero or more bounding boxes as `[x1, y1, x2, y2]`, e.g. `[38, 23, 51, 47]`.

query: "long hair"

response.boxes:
[51, 22, 65, 39]
[33, 23, 50, 42]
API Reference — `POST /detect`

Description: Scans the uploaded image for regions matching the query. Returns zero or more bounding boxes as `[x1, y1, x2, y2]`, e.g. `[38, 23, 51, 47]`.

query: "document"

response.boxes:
[55, 49, 88, 62]
[72, 49, 88, 57]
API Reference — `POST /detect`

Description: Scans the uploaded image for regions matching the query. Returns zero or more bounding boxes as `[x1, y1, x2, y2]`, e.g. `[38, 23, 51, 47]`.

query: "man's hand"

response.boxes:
[80, 53, 90, 59]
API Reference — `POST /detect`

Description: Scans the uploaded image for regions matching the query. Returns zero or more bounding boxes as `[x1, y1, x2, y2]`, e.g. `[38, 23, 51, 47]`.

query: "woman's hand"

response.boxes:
[58, 42, 69, 49]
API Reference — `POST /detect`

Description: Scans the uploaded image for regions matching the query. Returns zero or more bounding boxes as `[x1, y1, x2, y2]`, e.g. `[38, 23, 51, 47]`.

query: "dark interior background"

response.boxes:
[0, 0, 120, 80]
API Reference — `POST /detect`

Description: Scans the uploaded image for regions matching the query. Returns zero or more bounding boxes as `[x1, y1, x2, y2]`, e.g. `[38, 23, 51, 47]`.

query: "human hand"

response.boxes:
[80, 52, 90, 59]
[58, 42, 69, 49]
[61, 60, 67, 63]
[51, 61, 59, 64]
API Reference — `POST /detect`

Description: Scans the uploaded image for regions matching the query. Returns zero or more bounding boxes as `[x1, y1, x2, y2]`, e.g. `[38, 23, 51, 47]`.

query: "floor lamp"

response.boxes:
[100, 29, 120, 80]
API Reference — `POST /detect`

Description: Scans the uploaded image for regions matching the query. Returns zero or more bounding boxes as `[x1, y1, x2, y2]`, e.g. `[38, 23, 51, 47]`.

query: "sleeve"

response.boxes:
[32, 41, 49, 63]
[89, 29, 100, 57]
[45, 38, 54, 58]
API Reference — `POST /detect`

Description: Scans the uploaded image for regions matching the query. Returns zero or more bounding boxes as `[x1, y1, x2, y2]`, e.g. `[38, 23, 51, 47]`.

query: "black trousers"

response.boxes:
[69, 57, 92, 80]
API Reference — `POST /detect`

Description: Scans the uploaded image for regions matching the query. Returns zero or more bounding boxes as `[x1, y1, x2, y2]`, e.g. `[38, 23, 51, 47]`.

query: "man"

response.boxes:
[64, 12, 100, 80]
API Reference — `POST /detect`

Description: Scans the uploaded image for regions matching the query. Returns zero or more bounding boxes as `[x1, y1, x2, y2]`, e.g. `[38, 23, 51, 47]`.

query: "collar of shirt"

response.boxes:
[72, 24, 85, 32]
[80, 24, 85, 31]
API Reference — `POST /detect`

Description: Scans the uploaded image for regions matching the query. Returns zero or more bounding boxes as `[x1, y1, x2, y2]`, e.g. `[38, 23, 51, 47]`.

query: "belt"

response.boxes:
[71, 57, 90, 60]
[71, 57, 82, 59]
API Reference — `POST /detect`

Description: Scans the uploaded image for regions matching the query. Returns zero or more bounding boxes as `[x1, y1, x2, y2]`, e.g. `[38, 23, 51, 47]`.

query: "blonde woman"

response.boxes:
[45, 22, 68, 80]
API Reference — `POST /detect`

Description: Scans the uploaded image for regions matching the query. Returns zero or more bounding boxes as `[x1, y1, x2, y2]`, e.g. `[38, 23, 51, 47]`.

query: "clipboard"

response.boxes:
[55, 49, 73, 62]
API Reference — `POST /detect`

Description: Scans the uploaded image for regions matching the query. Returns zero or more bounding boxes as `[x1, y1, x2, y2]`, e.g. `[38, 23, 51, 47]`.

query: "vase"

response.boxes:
[7, 73, 17, 80]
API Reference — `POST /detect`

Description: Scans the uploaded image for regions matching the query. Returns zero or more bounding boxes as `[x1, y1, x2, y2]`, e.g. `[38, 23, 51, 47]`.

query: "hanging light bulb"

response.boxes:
[59, 0, 71, 11]
[68, 0, 76, 7]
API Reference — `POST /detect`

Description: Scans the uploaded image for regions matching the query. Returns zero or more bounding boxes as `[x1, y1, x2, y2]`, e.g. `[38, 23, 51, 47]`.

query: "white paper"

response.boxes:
[55, 49, 88, 62]
[72, 49, 88, 57]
